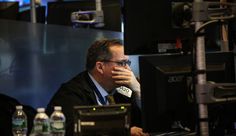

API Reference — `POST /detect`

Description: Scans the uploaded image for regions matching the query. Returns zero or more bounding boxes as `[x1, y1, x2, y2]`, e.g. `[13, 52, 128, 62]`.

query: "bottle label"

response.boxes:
[34, 121, 50, 134]
[34, 124, 43, 132]
[51, 121, 65, 131]
[12, 118, 27, 129]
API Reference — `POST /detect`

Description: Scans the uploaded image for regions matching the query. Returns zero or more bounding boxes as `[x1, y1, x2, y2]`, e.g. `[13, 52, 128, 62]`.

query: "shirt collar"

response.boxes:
[88, 72, 109, 102]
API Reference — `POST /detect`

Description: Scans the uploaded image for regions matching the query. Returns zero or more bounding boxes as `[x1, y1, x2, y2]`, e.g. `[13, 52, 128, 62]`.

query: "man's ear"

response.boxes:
[95, 62, 104, 74]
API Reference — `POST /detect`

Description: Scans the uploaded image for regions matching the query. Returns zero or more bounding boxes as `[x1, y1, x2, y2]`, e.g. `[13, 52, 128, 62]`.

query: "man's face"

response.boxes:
[102, 45, 129, 90]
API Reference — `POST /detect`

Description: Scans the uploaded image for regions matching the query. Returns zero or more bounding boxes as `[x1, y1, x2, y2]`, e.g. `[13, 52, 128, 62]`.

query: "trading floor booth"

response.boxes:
[1, 0, 236, 135]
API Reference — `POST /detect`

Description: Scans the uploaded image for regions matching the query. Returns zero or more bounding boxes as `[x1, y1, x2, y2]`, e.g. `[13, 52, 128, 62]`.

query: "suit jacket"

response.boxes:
[46, 71, 142, 136]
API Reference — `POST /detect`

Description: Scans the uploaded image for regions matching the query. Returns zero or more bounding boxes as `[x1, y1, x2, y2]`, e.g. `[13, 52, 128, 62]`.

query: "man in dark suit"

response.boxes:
[46, 39, 148, 136]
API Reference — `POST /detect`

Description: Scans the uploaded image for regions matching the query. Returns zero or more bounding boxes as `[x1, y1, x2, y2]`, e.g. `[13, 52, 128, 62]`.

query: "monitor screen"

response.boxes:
[139, 52, 236, 134]
[123, 0, 193, 55]
[73, 104, 131, 136]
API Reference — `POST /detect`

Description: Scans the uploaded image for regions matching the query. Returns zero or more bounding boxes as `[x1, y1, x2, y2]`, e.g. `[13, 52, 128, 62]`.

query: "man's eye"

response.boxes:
[118, 62, 124, 66]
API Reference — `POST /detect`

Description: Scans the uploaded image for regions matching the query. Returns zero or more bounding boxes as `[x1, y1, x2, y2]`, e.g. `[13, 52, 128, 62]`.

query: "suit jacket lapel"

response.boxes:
[72, 71, 98, 104]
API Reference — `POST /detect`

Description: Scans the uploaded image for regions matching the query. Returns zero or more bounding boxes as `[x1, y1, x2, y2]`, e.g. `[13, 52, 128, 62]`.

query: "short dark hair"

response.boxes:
[86, 39, 122, 71]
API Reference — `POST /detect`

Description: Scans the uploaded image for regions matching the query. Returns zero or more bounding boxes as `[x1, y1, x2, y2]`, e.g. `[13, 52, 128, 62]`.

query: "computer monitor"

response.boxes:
[73, 104, 131, 136]
[123, 0, 235, 55]
[123, 0, 193, 55]
[139, 52, 236, 134]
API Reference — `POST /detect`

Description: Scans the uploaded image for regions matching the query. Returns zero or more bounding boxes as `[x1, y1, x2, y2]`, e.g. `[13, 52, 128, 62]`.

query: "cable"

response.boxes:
[207, 2, 236, 7]
[209, 14, 235, 20]
[195, 20, 221, 35]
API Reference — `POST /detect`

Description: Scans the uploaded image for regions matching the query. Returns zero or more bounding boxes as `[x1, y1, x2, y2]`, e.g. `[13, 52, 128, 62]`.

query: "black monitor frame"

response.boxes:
[123, 0, 193, 55]
[139, 52, 235, 134]
[73, 104, 131, 136]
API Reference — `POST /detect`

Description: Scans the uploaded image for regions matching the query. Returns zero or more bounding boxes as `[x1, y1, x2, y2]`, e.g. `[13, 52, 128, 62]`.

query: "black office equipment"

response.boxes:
[0, 2, 19, 20]
[123, 0, 193, 55]
[73, 104, 130, 136]
[123, 0, 236, 55]
[139, 52, 236, 134]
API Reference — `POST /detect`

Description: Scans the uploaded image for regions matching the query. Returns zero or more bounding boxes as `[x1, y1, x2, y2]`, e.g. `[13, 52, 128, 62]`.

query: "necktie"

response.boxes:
[106, 95, 116, 104]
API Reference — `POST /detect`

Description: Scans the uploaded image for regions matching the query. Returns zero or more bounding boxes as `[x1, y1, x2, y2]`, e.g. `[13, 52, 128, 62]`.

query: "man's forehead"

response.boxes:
[109, 45, 121, 54]
[109, 44, 122, 50]
[109, 46, 128, 58]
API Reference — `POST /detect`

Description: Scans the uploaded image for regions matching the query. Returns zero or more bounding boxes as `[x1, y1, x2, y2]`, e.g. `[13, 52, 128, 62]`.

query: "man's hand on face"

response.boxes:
[111, 66, 140, 93]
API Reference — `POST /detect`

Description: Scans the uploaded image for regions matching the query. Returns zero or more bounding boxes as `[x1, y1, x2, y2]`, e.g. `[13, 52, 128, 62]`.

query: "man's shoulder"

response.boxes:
[57, 71, 94, 95]
[70, 71, 88, 82]
[64, 71, 89, 88]
[47, 71, 96, 106]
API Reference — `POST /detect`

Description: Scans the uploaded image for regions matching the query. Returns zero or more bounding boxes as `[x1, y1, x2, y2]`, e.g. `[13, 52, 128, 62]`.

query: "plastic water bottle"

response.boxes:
[33, 108, 50, 136]
[50, 106, 66, 136]
[12, 105, 28, 136]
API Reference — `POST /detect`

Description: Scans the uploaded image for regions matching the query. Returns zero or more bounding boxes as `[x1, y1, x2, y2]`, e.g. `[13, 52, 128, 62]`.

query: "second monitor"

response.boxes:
[139, 52, 236, 135]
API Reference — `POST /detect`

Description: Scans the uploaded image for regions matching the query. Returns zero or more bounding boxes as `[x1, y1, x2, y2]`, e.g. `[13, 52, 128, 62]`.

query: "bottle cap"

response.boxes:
[54, 106, 62, 111]
[16, 105, 23, 109]
[37, 108, 45, 112]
